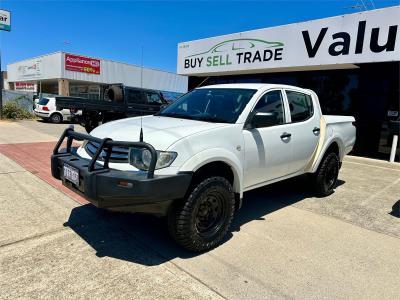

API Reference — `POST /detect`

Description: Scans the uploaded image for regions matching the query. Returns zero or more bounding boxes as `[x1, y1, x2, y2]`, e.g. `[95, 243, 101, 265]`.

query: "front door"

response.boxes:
[243, 90, 292, 189]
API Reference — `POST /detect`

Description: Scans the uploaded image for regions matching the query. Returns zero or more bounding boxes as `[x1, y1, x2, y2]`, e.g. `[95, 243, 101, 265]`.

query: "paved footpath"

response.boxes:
[0, 120, 399, 299]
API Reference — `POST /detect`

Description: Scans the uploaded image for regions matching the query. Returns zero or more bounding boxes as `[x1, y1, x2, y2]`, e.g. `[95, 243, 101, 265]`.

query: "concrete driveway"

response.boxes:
[0, 120, 399, 299]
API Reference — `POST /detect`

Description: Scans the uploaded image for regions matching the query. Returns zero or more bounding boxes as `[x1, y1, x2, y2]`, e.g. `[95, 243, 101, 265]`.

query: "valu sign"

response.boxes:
[65, 53, 101, 75]
[177, 6, 400, 75]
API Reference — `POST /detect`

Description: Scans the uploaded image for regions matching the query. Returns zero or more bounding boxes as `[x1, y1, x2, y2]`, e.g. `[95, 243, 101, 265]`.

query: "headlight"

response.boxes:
[129, 148, 177, 170]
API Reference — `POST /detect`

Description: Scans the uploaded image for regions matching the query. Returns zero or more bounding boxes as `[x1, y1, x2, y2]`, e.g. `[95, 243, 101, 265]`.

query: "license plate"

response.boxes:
[63, 164, 79, 186]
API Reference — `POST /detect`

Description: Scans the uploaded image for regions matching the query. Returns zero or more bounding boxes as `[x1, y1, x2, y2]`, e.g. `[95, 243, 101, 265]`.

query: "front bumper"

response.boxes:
[51, 127, 192, 216]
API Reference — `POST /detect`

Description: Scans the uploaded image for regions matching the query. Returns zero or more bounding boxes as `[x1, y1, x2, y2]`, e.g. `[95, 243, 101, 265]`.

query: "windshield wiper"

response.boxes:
[195, 116, 230, 123]
[158, 112, 195, 120]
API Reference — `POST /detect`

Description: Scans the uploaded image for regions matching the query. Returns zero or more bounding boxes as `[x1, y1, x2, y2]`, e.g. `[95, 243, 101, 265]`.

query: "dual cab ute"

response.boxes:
[52, 84, 356, 251]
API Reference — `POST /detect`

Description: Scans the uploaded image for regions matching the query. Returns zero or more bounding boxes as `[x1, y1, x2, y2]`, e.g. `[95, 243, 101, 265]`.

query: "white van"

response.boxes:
[34, 97, 76, 123]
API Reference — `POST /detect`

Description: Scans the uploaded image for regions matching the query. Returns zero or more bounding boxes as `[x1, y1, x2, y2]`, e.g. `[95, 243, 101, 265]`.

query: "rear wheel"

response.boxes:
[50, 113, 62, 124]
[312, 152, 340, 196]
[168, 176, 235, 252]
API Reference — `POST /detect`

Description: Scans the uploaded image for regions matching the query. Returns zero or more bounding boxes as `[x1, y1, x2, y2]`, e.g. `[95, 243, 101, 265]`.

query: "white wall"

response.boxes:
[7, 52, 62, 81]
[61, 54, 188, 93]
[7, 52, 188, 93]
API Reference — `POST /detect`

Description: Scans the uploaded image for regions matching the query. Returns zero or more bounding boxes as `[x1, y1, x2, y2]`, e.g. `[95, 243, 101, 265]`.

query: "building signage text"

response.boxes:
[0, 9, 10, 31]
[17, 60, 42, 78]
[183, 38, 284, 69]
[65, 53, 101, 75]
[177, 7, 400, 75]
[15, 82, 36, 92]
[302, 21, 397, 58]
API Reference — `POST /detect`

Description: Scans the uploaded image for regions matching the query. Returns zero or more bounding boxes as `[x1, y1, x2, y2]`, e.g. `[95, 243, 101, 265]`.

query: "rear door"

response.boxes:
[51, 98, 70, 117]
[243, 89, 292, 188]
[283, 89, 320, 174]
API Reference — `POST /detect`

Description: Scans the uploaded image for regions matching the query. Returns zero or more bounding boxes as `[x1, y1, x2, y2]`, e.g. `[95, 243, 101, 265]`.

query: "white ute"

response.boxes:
[52, 83, 356, 251]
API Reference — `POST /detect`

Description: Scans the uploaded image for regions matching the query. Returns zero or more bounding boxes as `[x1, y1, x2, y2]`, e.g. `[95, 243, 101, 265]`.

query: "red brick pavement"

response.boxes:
[0, 141, 88, 205]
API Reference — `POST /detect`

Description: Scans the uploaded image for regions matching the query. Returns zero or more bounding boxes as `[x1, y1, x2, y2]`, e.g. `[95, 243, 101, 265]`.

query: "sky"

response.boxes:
[0, 0, 399, 73]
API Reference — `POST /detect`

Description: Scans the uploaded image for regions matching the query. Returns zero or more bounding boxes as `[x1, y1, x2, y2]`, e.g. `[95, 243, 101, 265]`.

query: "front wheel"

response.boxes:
[312, 152, 340, 196]
[84, 122, 96, 133]
[168, 176, 235, 252]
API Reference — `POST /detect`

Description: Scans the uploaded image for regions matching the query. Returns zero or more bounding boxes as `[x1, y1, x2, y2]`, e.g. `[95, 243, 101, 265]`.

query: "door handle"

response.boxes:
[313, 127, 320, 134]
[280, 132, 292, 139]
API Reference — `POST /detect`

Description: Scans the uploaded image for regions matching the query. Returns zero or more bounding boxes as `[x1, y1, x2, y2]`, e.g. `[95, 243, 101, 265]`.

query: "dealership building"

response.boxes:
[178, 6, 400, 160]
[6, 52, 188, 100]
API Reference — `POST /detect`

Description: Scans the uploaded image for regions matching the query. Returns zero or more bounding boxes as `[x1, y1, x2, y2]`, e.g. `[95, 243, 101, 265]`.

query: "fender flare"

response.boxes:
[310, 136, 344, 173]
[179, 148, 244, 197]
[304, 116, 344, 173]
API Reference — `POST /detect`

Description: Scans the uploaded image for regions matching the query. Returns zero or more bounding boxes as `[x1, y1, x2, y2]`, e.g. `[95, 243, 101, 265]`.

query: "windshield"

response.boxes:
[158, 88, 257, 123]
[38, 98, 49, 105]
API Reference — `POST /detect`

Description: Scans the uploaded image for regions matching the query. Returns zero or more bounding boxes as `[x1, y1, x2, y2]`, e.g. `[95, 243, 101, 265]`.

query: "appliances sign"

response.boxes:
[65, 54, 101, 75]
[177, 6, 400, 75]
[0, 9, 10, 31]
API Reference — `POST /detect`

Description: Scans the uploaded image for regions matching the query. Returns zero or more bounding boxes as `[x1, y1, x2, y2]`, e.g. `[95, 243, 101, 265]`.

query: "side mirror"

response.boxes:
[250, 112, 277, 128]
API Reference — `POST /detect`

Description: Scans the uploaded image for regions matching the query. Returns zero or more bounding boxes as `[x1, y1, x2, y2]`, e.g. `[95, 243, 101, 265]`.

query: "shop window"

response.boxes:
[69, 84, 101, 100]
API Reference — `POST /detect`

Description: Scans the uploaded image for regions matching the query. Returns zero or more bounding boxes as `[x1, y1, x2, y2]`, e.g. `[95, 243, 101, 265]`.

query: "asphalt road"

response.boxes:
[0, 120, 399, 299]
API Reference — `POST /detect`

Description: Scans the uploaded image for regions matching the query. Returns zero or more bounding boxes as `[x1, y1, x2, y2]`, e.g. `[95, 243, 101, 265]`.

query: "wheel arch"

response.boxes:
[179, 149, 243, 198]
[311, 138, 343, 173]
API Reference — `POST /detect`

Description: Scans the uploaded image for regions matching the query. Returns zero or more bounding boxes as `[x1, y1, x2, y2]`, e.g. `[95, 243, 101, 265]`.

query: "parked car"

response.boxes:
[51, 83, 356, 251]
[34, 97, 79, 124]
[55, 84, 169, 133]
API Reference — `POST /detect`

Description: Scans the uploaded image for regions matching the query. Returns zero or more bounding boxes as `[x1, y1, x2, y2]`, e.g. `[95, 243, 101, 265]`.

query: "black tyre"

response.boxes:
[168, 176, 235, 252]
[312, 152, 340, 196]
[50, 113, 62, 124]
[84, 122, 96, 133]
[104, 86, 124, 102]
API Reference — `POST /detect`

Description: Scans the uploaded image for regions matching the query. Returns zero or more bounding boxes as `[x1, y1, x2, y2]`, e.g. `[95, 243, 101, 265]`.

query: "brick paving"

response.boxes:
[0, 141, 88, 205]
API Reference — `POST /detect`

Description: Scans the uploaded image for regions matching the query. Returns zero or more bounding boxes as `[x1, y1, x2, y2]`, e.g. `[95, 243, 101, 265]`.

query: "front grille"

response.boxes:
[85, 141, 129, 163]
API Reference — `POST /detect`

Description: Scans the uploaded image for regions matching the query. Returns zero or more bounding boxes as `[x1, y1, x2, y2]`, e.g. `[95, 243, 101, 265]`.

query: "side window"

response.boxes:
[127, 90, 145, 104]
[145, 92, 163, 105]
[253, 90, 285, 126]
[286, 91, 313, 122]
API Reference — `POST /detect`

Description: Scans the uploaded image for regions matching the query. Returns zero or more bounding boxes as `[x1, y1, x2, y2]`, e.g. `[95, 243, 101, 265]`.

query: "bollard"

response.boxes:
[389, 135, 398, 163]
